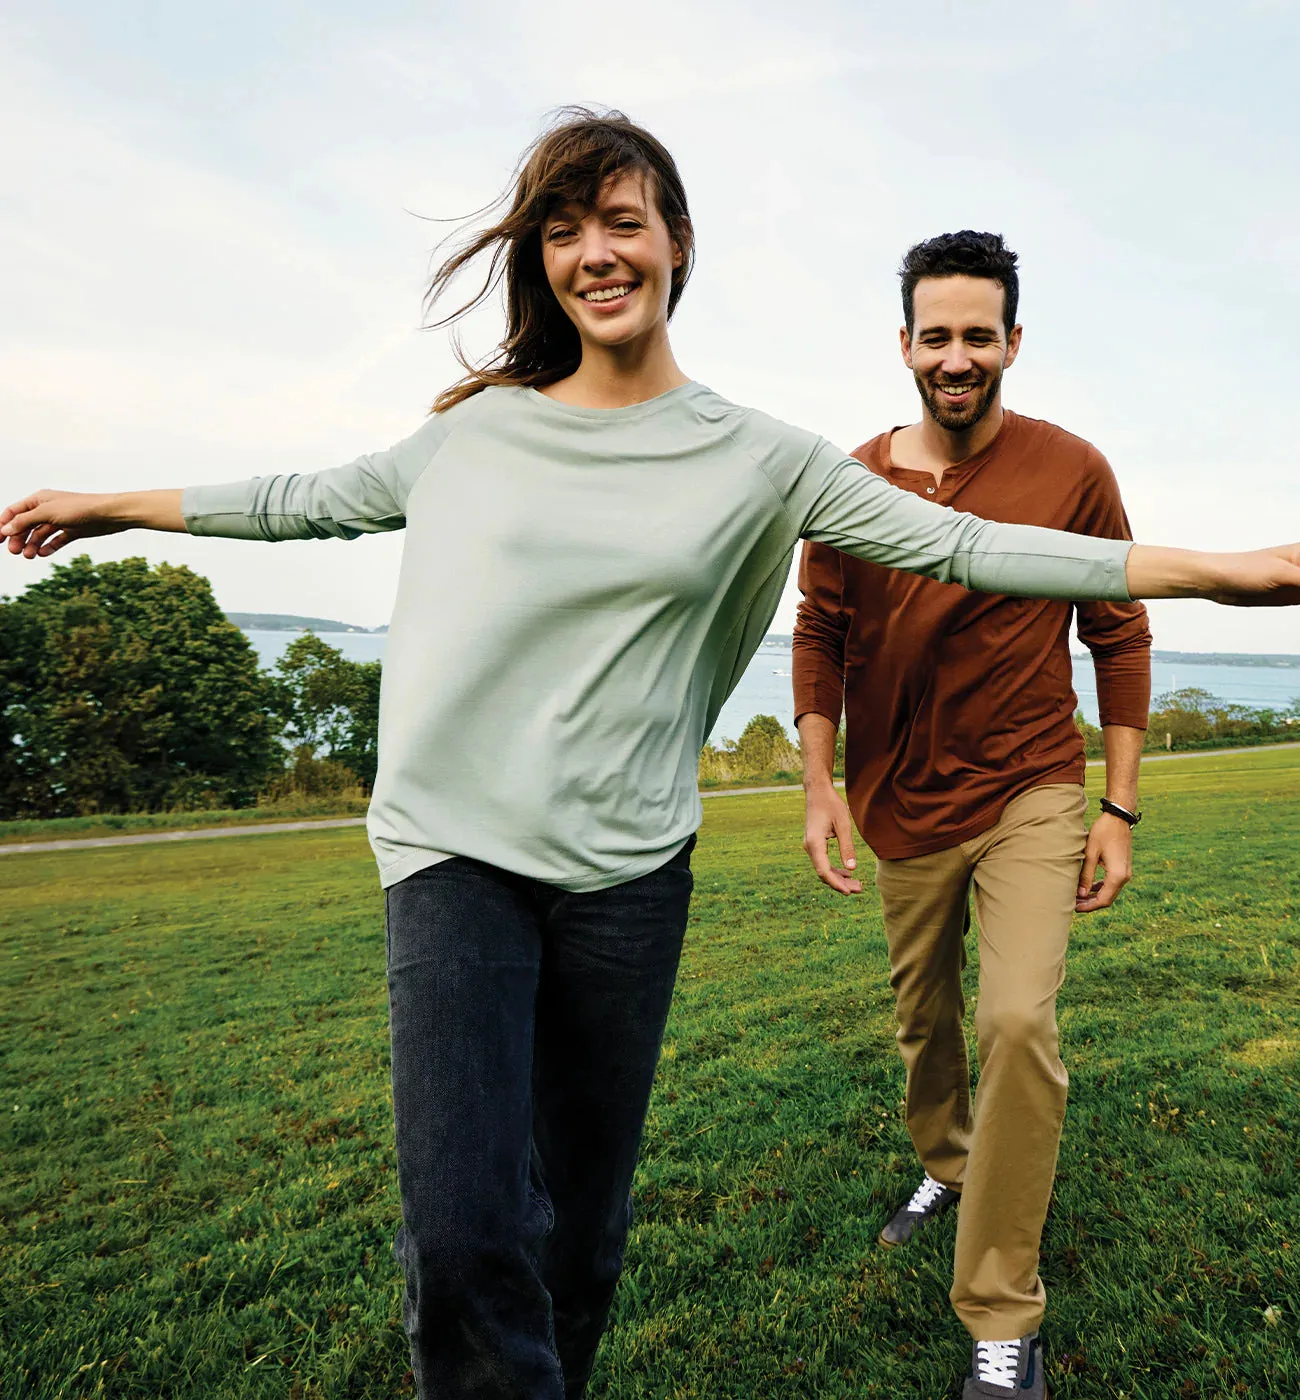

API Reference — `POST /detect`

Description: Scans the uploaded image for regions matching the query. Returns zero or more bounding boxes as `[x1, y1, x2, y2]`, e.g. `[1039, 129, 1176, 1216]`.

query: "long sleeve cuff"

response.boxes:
[792, 671, 844, 726]
[1094, 650, 1153, 729]
[182, 482, 271, 540]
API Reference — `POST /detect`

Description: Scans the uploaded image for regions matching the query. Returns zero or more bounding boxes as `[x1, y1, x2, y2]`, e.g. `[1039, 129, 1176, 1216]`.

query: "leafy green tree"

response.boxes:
[1148, 687, 1216, 745]
[0, 556, 281, 817]
[699, 714, 802, 783]
[273, 633, 381, 788]
[732, 713, 801, 774]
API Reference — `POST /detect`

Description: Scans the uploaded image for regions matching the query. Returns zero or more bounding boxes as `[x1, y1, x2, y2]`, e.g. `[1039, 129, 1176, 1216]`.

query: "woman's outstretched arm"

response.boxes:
[787, 438, 1300, 608]
[1, 412, 455, 560]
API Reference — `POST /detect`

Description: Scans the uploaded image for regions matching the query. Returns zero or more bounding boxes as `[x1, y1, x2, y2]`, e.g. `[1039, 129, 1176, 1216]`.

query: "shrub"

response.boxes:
[1143, 687, 1298, 751]
[1075, 711, 1104, 758]
[257, 747, 370, 814]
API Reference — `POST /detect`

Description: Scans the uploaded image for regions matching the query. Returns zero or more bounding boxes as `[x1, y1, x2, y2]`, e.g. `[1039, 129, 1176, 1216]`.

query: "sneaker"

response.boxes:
[961, 1332, 1046, 1398]
[878, 1173, 959, 1247]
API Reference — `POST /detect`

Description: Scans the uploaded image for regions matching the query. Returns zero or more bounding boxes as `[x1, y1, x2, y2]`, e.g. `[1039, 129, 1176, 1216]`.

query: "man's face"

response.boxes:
[902, 275, 1022, 432]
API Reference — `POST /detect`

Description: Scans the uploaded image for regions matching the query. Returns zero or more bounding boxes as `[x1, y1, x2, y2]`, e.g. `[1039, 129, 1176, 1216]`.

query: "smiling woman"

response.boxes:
[425, 111, 694, 413]
[2, 105, 1299, 1400]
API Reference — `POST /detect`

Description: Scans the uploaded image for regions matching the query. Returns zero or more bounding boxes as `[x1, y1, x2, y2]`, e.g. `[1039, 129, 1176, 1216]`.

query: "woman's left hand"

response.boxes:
[1209, 543, 1300, 606]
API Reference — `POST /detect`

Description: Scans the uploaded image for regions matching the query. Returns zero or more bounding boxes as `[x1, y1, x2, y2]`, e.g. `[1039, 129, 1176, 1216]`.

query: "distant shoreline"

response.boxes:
[230, 617, 1300, 668]
[1078, 649, 1300, 669]
[227, 612, 387, 634]
[750, 635, 1300, 670]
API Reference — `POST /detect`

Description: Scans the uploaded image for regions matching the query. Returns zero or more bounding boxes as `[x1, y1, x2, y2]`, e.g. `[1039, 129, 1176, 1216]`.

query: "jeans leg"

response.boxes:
[531, 839, 695, 1398]
[385, 859, 564, 1400]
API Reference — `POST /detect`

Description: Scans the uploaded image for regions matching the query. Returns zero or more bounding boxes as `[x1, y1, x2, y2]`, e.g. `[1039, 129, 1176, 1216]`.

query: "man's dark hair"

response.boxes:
[900, 231, 1020, 336]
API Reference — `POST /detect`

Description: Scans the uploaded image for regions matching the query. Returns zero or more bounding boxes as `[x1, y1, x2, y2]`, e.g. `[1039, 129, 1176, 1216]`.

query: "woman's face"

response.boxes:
[541, 169, 683, 355]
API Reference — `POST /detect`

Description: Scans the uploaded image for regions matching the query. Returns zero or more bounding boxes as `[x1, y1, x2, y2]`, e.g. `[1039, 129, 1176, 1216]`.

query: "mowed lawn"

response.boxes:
[2, 752, 1298, 1399]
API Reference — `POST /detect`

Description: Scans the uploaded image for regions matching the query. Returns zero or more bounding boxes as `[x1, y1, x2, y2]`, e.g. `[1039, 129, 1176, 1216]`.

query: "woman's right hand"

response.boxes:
[1, 489, 186, 558]
[2, 491, 126, 559]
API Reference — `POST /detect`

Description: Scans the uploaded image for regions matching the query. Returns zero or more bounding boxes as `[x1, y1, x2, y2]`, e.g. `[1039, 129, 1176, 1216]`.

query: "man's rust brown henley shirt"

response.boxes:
[792, 411, 1153, 860]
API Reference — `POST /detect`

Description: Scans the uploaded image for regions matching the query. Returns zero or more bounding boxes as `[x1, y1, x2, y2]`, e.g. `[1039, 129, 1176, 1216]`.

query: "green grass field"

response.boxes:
[3, 750, 1297, 1399]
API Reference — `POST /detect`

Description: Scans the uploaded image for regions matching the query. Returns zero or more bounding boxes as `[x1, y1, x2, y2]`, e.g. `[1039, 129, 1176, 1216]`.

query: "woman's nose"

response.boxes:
[579, 226, 615, 270]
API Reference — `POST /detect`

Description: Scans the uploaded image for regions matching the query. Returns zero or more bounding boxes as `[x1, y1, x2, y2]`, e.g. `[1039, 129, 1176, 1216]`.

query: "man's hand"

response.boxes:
[803, 782, 862, 895]
[1075, 812, 1133, 912]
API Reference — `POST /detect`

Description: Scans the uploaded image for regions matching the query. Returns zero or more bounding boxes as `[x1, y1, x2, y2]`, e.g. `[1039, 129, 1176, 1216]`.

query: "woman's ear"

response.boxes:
[670, 218, 690, 271]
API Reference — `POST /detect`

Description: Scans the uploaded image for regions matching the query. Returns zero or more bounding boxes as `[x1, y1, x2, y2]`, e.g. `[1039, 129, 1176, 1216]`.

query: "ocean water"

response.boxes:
[244, 631, 1300, 744]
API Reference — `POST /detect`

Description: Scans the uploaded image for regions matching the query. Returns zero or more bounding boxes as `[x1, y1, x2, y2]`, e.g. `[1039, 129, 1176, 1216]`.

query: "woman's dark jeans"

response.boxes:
[384, 838, 695, 1399]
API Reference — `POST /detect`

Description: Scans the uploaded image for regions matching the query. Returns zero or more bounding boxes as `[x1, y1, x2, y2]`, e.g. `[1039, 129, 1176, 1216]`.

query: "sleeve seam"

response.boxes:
[716, 411, 807, 538]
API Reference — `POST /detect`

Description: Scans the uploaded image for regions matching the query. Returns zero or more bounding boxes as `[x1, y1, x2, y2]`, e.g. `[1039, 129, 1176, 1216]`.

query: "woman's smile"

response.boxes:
[577, 279, 641, 309]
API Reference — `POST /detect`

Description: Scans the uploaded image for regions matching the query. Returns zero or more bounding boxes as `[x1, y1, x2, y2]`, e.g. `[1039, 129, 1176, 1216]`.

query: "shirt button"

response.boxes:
[926, 486, 936, 494]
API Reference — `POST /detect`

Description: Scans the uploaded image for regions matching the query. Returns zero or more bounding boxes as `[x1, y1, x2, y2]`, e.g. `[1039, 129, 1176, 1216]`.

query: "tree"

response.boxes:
[1147, 687, 1216, 745]
[0, 556, 282, 817]
[731, 713, 801, 774]
[272, 633, 381, 788]
[699, 714, 802, 784]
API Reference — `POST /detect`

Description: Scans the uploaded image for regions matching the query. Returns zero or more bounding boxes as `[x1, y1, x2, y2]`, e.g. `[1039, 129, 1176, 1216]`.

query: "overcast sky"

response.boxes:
[4, 0, 1299, 651]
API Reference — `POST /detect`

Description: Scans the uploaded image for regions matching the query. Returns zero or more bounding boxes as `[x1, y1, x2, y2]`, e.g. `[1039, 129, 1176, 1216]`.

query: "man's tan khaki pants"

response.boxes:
[873, 782, 1087, 1341]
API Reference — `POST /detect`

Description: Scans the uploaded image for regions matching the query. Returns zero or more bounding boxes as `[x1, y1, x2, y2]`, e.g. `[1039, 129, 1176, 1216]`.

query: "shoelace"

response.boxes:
[906, 1174, 948, 1214]
[975, 1339, 1022, 1386]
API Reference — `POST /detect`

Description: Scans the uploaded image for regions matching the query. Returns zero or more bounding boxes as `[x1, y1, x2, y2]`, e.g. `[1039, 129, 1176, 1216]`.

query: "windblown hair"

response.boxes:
[899, 231, 1020, 336]
[426, 108, 695, 413]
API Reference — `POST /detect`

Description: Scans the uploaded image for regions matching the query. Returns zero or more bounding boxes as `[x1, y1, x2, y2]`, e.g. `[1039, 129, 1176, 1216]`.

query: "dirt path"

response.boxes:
[0, 816, 368, 856]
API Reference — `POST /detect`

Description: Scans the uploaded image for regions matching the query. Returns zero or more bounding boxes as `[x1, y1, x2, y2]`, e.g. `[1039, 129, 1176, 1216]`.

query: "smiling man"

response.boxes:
[793, 232, 1152, 1399]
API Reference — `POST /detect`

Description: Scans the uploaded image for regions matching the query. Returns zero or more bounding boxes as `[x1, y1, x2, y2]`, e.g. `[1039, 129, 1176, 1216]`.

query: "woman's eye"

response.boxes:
[546, 227, 574, 242]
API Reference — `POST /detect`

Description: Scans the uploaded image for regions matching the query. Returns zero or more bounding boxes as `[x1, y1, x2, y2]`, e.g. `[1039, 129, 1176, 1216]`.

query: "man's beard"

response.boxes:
[915, 369, 1001, 432]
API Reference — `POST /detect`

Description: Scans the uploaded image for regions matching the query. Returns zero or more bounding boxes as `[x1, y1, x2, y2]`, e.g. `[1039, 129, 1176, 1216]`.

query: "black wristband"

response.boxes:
[1099, 797, 1142, 827]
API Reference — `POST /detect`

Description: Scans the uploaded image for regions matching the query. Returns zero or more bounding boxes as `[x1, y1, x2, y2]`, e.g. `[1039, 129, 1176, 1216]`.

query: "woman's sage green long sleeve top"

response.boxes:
[183, 383, 1132, 891]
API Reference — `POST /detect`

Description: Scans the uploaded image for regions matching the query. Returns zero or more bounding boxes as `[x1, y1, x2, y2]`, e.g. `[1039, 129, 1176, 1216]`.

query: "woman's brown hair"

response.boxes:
[426, 108, 695, 413]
